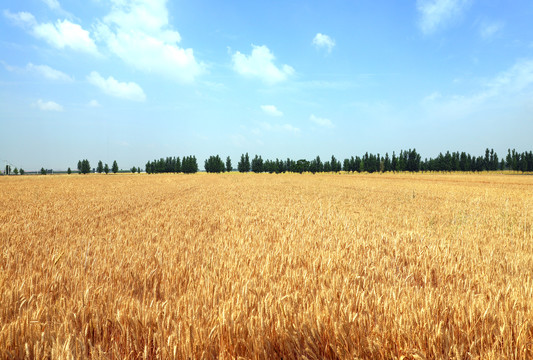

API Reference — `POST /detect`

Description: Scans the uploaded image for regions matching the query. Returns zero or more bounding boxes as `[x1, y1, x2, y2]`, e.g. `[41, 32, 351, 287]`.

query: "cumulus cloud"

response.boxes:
[312, 33, 335, 53]
[260, 105, 283, 117]
[34, 99, 63, 111]
[3, 10, 99, 55]
[87, 71, 146, 102]
[416, 0, 471, 35]
[27, 63, 73, 81]
[232, 45, 294, 84]
[310, 114, 334, 128]
[94, 0, 204, 83]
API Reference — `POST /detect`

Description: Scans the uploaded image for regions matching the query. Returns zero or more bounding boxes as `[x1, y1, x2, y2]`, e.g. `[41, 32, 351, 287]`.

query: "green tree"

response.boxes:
[238, 153, 250, 172]
[104, 163, 109, 174]
[97, 160, 104, 174]
[5, 165, 11, 175]
[131, 166, 137, 173]
[40, 167, 46, 175]
[384, 153, 391, 172]
[295, 159, 309, 174]
[67, 167, 71, 175]
[237, 154, 244, 172]
[391, 152, 397, 172]
[182, 156, 198, 174]
[112, 160, 118, 174]
[205, 155, 225, 173]
[330, 155, 341, 172]
[20, 169, 25, 175]
[226, 156, 232, 172]
[137, 167, 141, 174]
[251, 155, 263, 173]
[80, 159, 91, 174]
[343, 158, 350, 172]
[13, 167, 19, 175]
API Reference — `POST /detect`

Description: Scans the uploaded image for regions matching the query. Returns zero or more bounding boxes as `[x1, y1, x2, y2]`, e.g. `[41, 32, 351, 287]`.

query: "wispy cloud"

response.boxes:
[41, 0, 60, 10]
[479, 20, 504, 40]
[27, 63, 73, 81]
[87, 99, 101, 108]
[34, 99, 63, 111]
[422, 59, 533, 118]
[41, 0, 74, 19]
[87, 71, 146, 102]
[416, 0, 471, 35]
[281, 123, 300, 134]
[2, 61, 73, 81]
[310, 114, 334, 128]
[232, 44, 294, 84]
[3, 10, 99, 55]
[312, 33, 335, 53]
[260, 105, 283, 117]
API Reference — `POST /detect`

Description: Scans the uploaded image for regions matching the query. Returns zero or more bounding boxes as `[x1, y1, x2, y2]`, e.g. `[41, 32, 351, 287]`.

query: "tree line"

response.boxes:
[2, 148, 532, 176]
[145, 156, 199, 174]
[217, 148, 532, 174]
[76, 159, 119, 174]
[144, 148, 533, 174]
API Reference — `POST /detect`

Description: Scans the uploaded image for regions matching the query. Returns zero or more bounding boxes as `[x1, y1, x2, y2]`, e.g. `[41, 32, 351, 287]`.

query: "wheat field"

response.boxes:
[0, 172, 532, 359]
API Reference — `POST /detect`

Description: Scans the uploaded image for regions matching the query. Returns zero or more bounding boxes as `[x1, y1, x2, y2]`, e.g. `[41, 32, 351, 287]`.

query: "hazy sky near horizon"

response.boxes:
[1, 0, 532, 170]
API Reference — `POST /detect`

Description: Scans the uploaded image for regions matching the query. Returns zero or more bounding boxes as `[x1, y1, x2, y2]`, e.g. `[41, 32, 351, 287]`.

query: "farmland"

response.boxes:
[1, 173, 532, 359]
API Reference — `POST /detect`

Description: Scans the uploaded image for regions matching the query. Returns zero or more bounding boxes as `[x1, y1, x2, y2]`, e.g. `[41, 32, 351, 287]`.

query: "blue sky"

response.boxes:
[1, 0, 532, 171]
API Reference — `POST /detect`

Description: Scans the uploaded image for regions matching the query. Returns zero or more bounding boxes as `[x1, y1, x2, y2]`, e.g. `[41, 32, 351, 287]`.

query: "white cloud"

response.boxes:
[34, 20, 99, 54]
[310, 114, 334, 128]
[312, 33, 335, 53]
[232, 45, 294, 84]
[3, 10, 37, 28]
[26, 63, 73, 81]
[88, 99, 101, 107]
[34, 99, 63, 111]
[41, 0, 75, 19]
[416, 0, 471, 35]
[260, 105, 283, 117]
[94, 0, 204, 83]
[2, 61, 72, 81]
[479, 20, 504, 40]
[87, 71, 146, 102]
[4, 10, 99, 55]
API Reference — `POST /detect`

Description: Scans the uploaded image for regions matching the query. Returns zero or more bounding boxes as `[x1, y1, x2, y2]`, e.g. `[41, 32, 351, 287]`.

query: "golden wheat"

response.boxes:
[0, 172, 532, 359]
